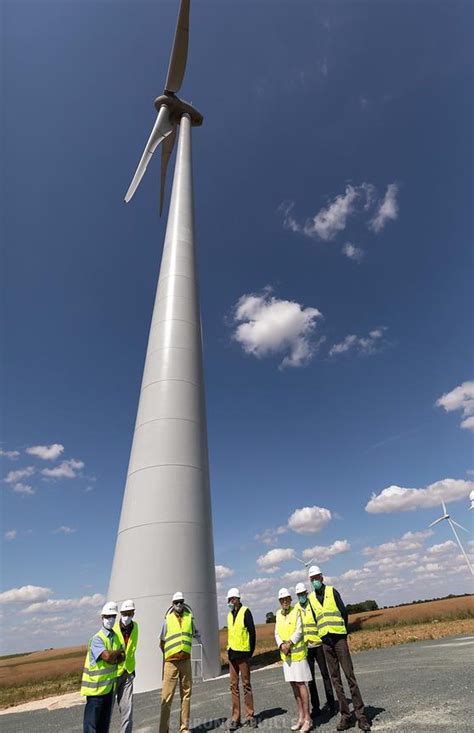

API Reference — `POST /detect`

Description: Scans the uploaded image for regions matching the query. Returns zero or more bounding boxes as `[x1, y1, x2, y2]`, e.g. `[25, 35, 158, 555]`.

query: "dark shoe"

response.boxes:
[336, 718, 352, 731]
[322, 701, 336, 716]
[357, 718, 371, 731]
[310, 708, 321, 720]
[229, 722, 240, 732]
[247, 718, 258, 729]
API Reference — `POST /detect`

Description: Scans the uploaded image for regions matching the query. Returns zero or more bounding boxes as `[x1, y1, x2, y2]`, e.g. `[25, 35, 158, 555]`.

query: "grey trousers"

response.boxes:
[116, 671, 134, 733]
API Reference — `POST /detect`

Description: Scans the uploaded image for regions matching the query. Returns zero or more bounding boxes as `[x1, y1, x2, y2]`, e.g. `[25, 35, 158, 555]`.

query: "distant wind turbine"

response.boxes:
[470, 490, 474, 511]
[429, 501, 473, 575]
[295, 556, 315, 569]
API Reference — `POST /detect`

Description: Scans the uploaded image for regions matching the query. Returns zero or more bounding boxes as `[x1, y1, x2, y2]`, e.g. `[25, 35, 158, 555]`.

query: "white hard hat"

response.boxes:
[308, 565, 322, 577]
[278, 587, 291, 600]
[172, 591, 184, 602]
[120, 599, 135, 612]
[295, 582, 307, 594]
[101, 601, 118, 616]
[227, 587, 240, 600]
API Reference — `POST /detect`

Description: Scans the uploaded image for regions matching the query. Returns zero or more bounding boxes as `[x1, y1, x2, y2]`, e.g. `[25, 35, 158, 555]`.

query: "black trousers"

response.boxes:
[322, 638, 365, 720]
[307, 645, 335, 713]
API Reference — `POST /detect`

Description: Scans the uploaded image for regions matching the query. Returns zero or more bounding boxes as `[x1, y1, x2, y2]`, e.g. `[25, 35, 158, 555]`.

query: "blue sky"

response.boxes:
[1, 0, 473, 654]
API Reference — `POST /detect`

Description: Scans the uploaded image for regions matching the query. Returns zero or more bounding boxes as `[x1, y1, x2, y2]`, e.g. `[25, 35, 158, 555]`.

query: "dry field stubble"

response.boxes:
[1, 596, 473, 708]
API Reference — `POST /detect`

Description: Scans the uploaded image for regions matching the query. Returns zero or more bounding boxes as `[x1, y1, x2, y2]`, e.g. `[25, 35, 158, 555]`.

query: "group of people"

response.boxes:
[81, 566, 371, 733]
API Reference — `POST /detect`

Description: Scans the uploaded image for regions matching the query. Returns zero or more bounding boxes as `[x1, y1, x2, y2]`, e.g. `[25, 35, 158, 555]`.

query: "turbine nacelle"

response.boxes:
[124, 0, 199, 214]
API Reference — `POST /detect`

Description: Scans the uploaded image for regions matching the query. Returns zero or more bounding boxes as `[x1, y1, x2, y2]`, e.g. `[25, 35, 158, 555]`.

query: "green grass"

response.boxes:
[0, 673, 82, 709]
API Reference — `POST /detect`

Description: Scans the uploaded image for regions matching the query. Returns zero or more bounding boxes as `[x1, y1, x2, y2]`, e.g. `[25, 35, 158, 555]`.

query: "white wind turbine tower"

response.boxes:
[108, 0, 221, 692]
[429, 501, 473, 575]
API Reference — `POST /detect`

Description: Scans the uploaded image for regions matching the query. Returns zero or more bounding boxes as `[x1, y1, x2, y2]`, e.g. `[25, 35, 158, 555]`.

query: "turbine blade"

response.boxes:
[125, 106, 173, 203]
[450, 519, 470, 532]
[165, 0, 190, 94]
[441, 500, 447, 515]
[429, 517, 445, 527]
[159, 125, 177, 216]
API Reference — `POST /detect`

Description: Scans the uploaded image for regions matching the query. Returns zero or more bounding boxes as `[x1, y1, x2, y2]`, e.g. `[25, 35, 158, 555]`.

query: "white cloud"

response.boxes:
[366, 478, 474, 513]
[41, 458, 84, 479]
[342, 242, 364, 262]
[304, 185, 360, 240]
[13, 483, 35, 496]
[21, 593, 104, 615]
[231, 288, 322, 369]
[26, 443, 65, 461]
[302, 539, 350, 562]
[257, 547, 295, 570]
[369, 183, 399, 232]
[0, 585, 52, 604]
[53, 526, 76, 535]
[341, 568, 372, 581]
[282, 183, 379, 243]
[4, 530, 17, 541]
[0, 449, 20, 460]
[282, 568, 308, 583]
[215, 565, 234, 580]
[426, 541, 457, 555]
[329, 327, 387, 357]
[255, 526, 288, 545]
[4, 466, 35, 484]
[414, 562, 442, 574]
[436, 381, 474, 431]
[363, 530, 433, 557]
[287, 506, 332, 534]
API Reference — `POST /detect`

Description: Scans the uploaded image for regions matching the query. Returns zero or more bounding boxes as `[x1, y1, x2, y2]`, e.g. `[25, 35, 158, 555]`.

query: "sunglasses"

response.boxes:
[173, 600, 184, 605]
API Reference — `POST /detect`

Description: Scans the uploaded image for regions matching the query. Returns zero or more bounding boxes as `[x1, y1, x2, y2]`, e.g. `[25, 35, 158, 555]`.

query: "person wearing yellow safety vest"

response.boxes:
[274, 588, 312, 733]
[295, 581, 335, 721]
[308, 566, 371, 732]
[113, 599, 139, 733]
[81, 600, 125, 733]
[159, 591, 200, 733]
[226, 587, 257, 731]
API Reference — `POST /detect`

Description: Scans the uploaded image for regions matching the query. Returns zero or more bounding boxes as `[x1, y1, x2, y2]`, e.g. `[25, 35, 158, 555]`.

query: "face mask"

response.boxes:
[312, 579, 322, 590]
[297, 594, 308, 606]
[174, 602, 184, 614]
[103, 617, 115, 630]
[121, 615, 132, 626]
[227, 603, 234, 611]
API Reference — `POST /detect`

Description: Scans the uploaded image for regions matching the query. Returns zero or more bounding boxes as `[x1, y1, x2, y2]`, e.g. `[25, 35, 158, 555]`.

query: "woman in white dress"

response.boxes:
[275, 588, 312, 732]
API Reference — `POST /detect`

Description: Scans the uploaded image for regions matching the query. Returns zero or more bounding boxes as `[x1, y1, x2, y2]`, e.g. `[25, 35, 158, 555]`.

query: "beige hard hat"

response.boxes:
[101, 601, 118, 616]
[120, 599, 135, 612]
[278, 587, 291, 600]
[295, 582, 307, 594]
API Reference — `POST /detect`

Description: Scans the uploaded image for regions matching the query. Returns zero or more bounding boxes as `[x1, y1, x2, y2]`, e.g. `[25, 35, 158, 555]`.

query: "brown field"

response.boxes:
[1, 596, 473, 709]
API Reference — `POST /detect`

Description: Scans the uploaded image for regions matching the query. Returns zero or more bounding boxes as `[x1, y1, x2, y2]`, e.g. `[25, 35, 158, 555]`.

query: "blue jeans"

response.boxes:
[83, 690, 114, 732]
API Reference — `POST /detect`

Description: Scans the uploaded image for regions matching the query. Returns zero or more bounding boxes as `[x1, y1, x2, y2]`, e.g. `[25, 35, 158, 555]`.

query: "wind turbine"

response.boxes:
[108, 0, 220, 692]
[429, 501, 473, 575]
[470, 490, 474, 511]
[296, 555, 315, 569]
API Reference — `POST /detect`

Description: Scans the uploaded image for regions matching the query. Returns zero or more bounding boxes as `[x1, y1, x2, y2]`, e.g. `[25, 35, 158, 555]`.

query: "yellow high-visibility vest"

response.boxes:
[309, 586, 346, 636]
[276, 606, 306, 663]
[113, 621, 139, 675]
[227, 605, 250, 652]
[81, 629, 120, 697]
[164, 610, 193, 660]
[297, 601, 322, 645]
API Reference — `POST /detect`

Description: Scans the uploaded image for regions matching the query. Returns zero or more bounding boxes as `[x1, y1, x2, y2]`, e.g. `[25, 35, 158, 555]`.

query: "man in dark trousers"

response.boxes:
[226, 587, 258, 730]
[81, 601, 125, 733]
[308, 567, 371, 732]
[295, 581, 335, 720]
